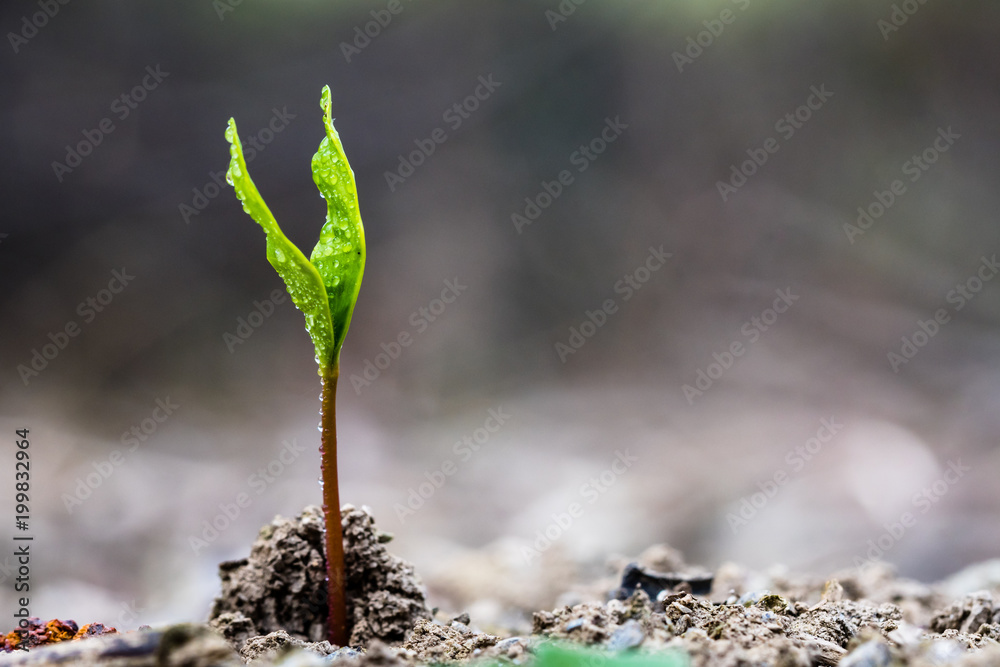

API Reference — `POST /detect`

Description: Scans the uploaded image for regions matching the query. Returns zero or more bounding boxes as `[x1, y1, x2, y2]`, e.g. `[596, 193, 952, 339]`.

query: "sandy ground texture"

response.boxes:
[7, 505, 1000, 666]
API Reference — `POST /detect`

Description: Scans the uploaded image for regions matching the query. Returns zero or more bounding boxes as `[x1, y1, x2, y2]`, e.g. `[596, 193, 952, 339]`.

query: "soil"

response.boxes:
[6, 505, 1000, 666]
[209, 504, 431, 649]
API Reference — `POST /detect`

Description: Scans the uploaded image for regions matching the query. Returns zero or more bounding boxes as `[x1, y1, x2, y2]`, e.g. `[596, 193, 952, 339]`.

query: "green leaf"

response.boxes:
[225, 86, 367, 373]
[309, 85, 366, 365]
[225, 117, 336, 371]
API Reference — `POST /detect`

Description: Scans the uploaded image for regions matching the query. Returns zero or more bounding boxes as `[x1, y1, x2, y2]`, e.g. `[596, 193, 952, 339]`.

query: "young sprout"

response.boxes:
[225, 85, 365, 646]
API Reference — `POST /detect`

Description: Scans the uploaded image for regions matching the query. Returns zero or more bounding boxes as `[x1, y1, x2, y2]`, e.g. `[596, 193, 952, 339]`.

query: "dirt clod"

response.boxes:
[10, 530, 1000, 666]
[930, 592, 1000, 634]
[210, 611, 258, 651]
[342, 505, 432, 646]
[402, 618, 497, 661]
[210, 506, 329, 645]
[240, 629, 339, 664]
[210, 505, 430, 652]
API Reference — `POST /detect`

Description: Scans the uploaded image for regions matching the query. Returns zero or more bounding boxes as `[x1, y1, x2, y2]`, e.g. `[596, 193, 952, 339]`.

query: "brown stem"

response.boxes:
[320, 369, 348, 647]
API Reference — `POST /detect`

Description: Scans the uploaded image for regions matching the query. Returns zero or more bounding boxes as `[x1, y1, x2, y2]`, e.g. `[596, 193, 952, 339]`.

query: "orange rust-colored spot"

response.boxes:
[4, 618, 115, 653]
[73, 623, 117, 640]
[42, 619, 79, 644]
[4, 630, 23, 652]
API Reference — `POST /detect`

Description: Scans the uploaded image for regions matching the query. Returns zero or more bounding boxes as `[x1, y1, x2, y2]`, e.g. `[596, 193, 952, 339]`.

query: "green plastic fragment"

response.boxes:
[533, 642, 689, 667]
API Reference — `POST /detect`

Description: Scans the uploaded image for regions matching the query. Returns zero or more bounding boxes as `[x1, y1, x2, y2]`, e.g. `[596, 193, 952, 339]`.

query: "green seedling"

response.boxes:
[225, 85, 365, 646]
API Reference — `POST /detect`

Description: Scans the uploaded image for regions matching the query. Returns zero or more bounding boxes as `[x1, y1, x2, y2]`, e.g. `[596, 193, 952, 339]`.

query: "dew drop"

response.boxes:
[274, 249, 285, 262]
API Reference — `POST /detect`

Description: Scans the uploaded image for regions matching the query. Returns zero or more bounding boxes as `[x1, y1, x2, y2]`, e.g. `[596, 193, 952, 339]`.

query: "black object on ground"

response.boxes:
[612, 562, 714, 600]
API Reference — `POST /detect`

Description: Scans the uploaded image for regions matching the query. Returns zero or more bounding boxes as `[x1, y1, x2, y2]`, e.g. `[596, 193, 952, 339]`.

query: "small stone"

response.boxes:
[839, 640, 890, 667]
[606, 620, 645, 651]
[756, 594, 789, 612]
[272, 650, 330, 667]
[922, 639, 965, 664]
[738, 590, 769, 606]
[450, 622, 471, 635]
[821, 579, 844, 603]
[327, 646, 362, 660]
[495, 637, 524, 652]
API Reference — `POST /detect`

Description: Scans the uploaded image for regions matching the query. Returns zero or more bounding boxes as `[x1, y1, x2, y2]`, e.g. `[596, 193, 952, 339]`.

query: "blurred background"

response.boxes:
[2, 0, 1000, 632]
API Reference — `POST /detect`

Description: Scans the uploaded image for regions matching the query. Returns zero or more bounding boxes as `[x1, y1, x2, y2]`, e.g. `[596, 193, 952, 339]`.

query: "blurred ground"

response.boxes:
[1, 1, 1000, 631]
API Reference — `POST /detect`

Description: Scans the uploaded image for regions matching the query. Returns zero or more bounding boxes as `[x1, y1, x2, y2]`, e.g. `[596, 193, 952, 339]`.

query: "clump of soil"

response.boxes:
[209, 504, 430, 651]
[402, 617, 499, 661]
[202, 504, 1000, 666]
[10, 505, 1000, 666]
